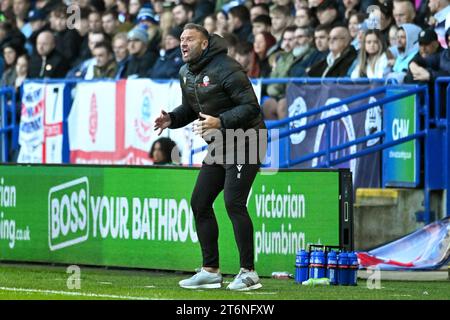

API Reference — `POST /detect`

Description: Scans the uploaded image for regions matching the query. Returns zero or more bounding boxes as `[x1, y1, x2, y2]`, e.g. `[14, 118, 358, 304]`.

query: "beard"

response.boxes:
[293, 44, 310, 58]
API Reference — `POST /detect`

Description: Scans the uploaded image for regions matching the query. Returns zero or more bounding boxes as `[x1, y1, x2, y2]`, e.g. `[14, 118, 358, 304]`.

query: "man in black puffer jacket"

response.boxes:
[154, 23, 267, 291]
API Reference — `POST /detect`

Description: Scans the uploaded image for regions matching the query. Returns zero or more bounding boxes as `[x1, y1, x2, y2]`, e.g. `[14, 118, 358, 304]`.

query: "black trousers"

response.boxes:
[190, 163, 260, 270]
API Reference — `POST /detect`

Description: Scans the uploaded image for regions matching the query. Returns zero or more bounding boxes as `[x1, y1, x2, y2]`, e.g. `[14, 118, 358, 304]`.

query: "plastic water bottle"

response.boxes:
[326, 250, 338, 285]
[272, 272, 291, 279]
[301, 278, 330, 286]
[295, 250, 309, 283]
[309, 250, 326, 279]
[338, 252, 350, 286]
[348, 252, 359, 286]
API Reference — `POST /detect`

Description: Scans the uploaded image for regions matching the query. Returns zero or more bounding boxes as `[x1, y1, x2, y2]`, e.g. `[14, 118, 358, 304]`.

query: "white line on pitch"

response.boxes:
[0, 286, 165, 300]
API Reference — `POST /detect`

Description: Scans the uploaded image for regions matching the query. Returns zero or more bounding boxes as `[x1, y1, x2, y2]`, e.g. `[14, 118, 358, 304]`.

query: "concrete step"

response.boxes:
[353, 188, 425, 251]
[355, 188, 399, 207]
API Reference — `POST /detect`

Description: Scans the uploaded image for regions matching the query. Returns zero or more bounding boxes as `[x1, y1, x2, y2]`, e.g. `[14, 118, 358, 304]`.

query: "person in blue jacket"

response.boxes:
[148, 27, 183, 79]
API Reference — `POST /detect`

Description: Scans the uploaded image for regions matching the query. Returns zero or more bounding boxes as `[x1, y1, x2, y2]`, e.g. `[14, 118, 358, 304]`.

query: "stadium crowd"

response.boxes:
[0, 0, 450, 121]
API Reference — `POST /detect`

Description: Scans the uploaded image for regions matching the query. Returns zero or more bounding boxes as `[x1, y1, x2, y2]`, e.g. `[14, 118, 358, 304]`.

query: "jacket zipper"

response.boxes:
[193, 73, 203, 113]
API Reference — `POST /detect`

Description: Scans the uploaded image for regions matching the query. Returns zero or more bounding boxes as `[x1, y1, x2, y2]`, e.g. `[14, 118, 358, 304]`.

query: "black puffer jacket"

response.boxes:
[168, 34, 265, 132]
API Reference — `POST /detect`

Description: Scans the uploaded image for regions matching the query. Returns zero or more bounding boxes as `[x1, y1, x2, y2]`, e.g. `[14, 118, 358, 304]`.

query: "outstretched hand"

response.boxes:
[154, 110, 172, 136]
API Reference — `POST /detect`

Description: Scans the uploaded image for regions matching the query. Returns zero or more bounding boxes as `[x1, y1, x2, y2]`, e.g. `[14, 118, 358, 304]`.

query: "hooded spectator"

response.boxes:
[388, 23, 422, 82]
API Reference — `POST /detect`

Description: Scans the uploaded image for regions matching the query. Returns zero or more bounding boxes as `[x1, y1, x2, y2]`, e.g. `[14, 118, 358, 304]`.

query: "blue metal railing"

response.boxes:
[267, 85, 427, 168]
[0, 86, 17, 162]
[189, 78, 441, 223]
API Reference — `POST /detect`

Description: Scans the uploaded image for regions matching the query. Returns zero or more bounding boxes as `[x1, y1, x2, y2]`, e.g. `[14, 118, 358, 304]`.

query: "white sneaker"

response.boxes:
[226, 268, 262, 291]
[179, 268, 222, 289]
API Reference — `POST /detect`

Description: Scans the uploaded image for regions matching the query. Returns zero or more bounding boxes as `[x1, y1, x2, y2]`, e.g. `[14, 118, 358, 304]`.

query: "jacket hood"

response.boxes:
[188, 34, 228, 73]
[399, 23, 422, 57]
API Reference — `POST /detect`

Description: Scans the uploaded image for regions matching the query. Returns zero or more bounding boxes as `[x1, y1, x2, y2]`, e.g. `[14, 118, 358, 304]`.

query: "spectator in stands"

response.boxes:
[348, 11, 367, 50]
[13, 0, 32, 39]
[49, 5, 82, 66]
[137, 6, 162, 53]
[1, 41, 25, 86]
[92, 41, 117, 78]
[393, 0, 417, 27]
[269, 5, 293, 42]
[1, 0, 14, 21]
[235, 41, 255, 76]
[417, 28, 444, 58]
[351, 29, 391, 78]
[26, 9, 49, 55]
[148, 27, 183, 79]
[295, 7, 315, 28]
[203, 14, 217, 34]
[222, 32, 239, 58]
[313, 24, 331, 60]
[407, 28, 450, 82]
[117, 0, 131, 23]
[104, 0, 116, 11]
[379, 1, 395, 43]
[251, 14, 271, 43]
[262, 26, 297, 119]
[128, 0, 143, 22]
[388, 23, 422, 83]
[34, 0, 60, 17]
[149, 137, 180, 165]
[2, 52, 28, 161]
[102, 8, 120, 37]
[112, 32, 129, 79]
[215, 10, 229, 36]
[172, 3, 194, 29]
[14, 53, 28, 89]
[315, 0, 342, 29]
[0, 21, 26, 53]
[89, 10, 104, 33]
[228, 5, 253, 43]
[428, 0, 450, 48]
[124, 25, 157, 78]
[308, 26, 357, 77]
[339, 0, 362, 21]
[250, 3, 270, 22]
[28, 30, 69, 78]
[405, 28, 444, 82]
[159, 8, 175, 38]
[249, 31, 277, 77]
[289, 26, 322, 77]
[66, 31, 108, 79]
[188, 0, 215, 25]
[388, 24, 399, 48]
[73, 8, 91, 67]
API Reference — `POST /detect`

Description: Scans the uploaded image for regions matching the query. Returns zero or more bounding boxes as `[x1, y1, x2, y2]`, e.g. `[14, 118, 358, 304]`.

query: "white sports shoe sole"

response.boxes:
[227, 283, 263, 291]
[179, 283, 222, 289]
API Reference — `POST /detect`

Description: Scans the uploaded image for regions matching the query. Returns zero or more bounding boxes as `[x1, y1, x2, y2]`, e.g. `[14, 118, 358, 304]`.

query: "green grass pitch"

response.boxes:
[0, 263, 449, 300]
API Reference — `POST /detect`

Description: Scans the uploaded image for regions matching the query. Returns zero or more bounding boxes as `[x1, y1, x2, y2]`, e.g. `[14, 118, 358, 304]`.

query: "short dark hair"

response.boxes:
[235, 41, 253, 56]
[270, 5, 291, 17]
[221, 32, 239, 47]
[183, 23, 209, 39]
[253, 14, 271, 26]
[315, 24, 331, 34]
[229, 5, 251, 23]
[102, 8, 119, 20]
[175, 2, 194, 13]
[282, 26, 297, 37]
[93, 41, 113, 54]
